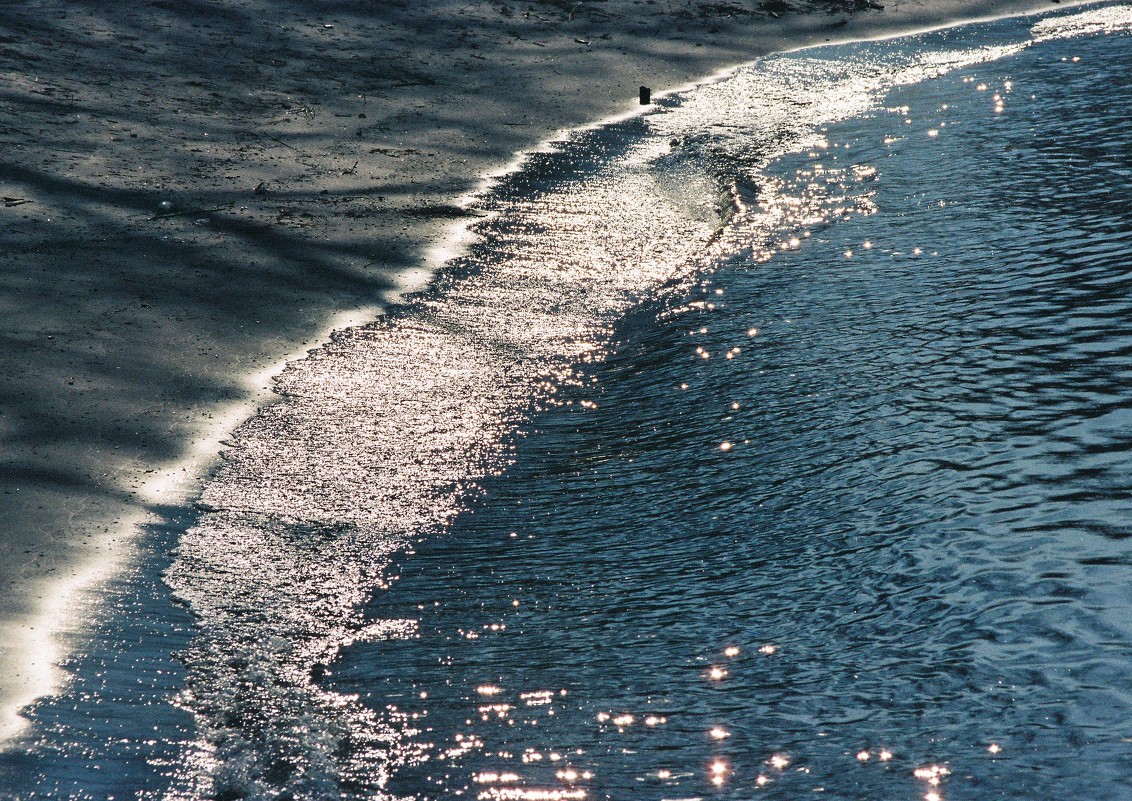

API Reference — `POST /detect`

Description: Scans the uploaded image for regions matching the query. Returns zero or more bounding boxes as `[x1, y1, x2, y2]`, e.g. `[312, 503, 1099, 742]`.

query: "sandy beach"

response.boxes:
[0, 0, 1080, 739]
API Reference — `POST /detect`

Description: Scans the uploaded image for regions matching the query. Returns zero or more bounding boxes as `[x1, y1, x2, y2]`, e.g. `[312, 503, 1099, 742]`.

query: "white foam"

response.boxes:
[0, 306, 381, 748]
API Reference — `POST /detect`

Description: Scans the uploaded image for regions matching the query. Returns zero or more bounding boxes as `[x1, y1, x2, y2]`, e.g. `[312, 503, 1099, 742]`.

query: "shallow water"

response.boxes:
[331, 13, 1132, 799]
[348, 16, 1132, 795]
[3, 4, 1132, 800]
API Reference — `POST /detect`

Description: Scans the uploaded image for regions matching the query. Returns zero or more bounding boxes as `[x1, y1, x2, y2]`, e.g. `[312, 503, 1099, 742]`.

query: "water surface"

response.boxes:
[333, 7, 1132, 800]
[3, 4, 1132, 800]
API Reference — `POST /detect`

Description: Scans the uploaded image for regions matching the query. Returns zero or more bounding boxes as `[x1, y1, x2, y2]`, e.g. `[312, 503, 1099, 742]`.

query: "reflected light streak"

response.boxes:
[914, 765, 951, 786]
[477, 790, 586, 801]
[709, 759, 729, 787]
[520, 690, 555, 706]
[476, 772, 521, 784]
[769, 753, 791, 770]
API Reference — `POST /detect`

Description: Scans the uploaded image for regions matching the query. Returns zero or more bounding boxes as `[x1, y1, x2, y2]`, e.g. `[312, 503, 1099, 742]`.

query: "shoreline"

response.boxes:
[0, 0, 1088, 743]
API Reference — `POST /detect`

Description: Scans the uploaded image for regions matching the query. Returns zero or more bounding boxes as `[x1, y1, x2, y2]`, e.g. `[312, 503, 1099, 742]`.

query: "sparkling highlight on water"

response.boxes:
[138, 6, 1132, 801]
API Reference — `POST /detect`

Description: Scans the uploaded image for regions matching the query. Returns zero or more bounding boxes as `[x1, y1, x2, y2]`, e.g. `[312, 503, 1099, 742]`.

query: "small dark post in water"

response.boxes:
[639, 86, 651, 105]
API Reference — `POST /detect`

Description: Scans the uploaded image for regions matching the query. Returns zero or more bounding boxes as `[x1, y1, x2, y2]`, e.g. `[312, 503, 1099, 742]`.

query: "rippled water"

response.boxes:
[334, 13, 1132, 801]
[3, 4, 1132, 800]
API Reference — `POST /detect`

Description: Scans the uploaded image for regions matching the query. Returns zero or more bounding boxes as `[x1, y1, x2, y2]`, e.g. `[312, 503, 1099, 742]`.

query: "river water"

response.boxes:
[3, 4, 1131, 800]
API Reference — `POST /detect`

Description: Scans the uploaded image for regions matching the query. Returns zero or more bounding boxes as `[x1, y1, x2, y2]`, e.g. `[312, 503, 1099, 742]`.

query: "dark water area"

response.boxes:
[2, 5, 1132, 801]
[332, 11, 1132, 801]
[0, 512, 197, 800]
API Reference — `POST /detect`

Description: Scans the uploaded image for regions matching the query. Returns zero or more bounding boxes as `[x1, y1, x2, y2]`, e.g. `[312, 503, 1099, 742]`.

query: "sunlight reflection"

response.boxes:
[476, 790, 586, 800]
[914, 765, 951, 786]
[476, 772, 521, 784]
[479, 703, 512, 720]
[709, 759, 730, 787]
[555, 768, 591, 782]
[520, 690, 556, 706]
[1032, 5, 1132, 40]
[161, 6, 1132, 797]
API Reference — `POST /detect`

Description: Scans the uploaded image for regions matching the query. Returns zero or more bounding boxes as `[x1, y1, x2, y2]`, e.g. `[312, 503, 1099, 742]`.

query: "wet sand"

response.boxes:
[0, 0, 1081, 740]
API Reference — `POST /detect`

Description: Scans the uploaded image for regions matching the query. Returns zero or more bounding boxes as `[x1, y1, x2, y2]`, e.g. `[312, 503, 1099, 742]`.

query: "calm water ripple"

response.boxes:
[334, 7, 1132, 801]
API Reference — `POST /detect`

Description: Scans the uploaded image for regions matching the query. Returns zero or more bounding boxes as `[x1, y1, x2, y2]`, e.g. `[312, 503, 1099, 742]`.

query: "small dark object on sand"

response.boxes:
[640, 86, 651, 105]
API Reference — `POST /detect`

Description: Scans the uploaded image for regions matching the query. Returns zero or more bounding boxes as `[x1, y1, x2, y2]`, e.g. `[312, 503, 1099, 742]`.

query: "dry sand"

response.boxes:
[0, 0, 1082, 738]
